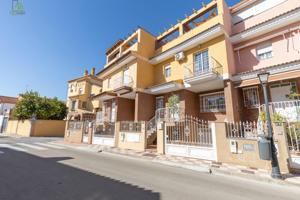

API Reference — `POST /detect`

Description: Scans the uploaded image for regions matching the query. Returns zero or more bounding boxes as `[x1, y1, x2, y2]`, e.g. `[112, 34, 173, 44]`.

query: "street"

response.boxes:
[0, 136, 299, 200]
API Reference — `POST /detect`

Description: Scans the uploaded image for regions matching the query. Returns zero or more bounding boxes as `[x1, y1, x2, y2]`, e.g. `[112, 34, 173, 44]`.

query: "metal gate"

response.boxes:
[164, 116, 216, 160]
[92, 122, 115, 146]
[286, 122, 300, 169]
[82, 121, 89, 143]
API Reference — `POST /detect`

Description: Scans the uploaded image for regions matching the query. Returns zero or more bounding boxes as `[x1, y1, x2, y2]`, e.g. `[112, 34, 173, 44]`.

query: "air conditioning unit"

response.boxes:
[175, 52, 185, 61]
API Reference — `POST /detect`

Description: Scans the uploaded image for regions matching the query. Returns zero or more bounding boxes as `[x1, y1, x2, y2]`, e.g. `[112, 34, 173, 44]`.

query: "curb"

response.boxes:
[52, 142, 300, 188]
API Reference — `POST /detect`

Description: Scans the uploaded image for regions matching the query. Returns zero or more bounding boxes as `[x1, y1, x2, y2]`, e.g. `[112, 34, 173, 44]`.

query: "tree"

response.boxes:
[167, 94, 179, 109]
[13, 91, 67, 120]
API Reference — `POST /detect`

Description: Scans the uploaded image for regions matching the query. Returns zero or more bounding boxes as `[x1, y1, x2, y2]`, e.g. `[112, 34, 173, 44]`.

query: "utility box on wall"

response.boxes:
[258, 135, 271, 160]
[230, 140, 238, 153]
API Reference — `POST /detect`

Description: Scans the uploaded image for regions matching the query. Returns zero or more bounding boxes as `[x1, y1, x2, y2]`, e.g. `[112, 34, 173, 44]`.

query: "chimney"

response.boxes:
[91, 67, 95, 76]
[84, 69, 88, 76]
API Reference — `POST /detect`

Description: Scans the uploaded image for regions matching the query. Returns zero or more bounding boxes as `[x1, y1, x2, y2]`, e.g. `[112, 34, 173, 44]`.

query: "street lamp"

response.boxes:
[257, 71, 282, 179]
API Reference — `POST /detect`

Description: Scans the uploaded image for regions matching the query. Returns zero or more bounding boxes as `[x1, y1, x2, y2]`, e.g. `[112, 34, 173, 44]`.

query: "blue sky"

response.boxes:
[0, 0, 240, 100]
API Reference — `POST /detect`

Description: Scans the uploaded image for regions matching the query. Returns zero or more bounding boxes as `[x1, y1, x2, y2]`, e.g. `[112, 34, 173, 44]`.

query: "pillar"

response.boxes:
[224, 80, 240, 122]
[157, 122, 165, 154]
[134, 92, 155, 121]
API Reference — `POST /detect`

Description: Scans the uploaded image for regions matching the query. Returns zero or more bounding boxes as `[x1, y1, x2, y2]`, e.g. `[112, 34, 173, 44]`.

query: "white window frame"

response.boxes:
[79, 87, 83, 94]
[242, 86, 260, 109]
[164, 64, 171, 78]
[194, 49, 209, 74]
[71, 101, 76, 111]
[256, 43, 273, 60]
[199, 92, 226, 113]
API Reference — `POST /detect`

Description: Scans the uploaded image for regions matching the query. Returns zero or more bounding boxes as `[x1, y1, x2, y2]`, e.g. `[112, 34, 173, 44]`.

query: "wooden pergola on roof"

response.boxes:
[105, 39, 124, 55]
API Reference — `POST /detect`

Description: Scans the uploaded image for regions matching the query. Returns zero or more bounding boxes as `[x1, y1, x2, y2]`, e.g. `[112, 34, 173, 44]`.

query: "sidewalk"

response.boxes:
[54, 141, 300, 187]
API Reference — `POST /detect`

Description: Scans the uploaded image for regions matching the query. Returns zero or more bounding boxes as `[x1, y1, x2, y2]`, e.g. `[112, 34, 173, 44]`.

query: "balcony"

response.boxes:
[184, 57, 223, 92]
[113, 75, 134, 95]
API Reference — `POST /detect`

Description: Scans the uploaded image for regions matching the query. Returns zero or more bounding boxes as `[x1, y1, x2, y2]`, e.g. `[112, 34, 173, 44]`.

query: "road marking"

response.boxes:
[0, 144, 27, 152]
[48, 142, 69, 148]
[34, 142, 65, 149]
[16, 143, 48, 150]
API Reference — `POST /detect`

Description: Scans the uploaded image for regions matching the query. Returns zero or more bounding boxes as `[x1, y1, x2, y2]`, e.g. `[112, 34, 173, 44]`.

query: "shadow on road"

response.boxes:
[0, 148, 160, 200]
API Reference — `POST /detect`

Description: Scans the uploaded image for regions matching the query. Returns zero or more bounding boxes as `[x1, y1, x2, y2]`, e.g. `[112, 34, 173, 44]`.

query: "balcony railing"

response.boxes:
[120, 121, 143, 133]
[260, 100, 300, 122]
[184, 57, 223, 80]
[113, 75, 134, 90]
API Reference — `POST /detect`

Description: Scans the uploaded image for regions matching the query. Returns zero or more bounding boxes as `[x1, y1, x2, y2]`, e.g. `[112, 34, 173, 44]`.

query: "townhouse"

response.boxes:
[93, 0, 237, 125]
[65, 0, 300, 171]
[230, 0, 300, 122]
[66, 68, 102, 121]
[66, 0, 300, 131]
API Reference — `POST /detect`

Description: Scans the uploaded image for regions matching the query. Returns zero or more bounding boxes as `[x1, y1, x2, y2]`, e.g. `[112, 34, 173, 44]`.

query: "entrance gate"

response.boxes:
[286, 122, 300, 169]
[164, 116, 216, 161]
[92, 122, 115, 146]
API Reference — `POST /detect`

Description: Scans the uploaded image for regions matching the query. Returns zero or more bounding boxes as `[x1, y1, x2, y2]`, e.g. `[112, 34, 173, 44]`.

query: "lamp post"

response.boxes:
[257, 71, 282, 179]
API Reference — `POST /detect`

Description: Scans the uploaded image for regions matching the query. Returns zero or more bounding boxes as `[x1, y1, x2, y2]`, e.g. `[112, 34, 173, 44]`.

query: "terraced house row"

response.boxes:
[65, 0, 300, 173]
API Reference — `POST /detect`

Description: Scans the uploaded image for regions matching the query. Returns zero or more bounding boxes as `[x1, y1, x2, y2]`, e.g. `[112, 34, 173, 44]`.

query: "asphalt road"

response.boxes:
[0, 136, 300, 200]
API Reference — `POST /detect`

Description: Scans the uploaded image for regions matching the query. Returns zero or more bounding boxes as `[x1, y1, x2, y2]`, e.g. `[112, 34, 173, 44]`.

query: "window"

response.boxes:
[70, 85, 74, 93]
[71, 101, 76, 111]
[256, 43, 272, 60]
[243, 87, 259, 108]
[200, 92, 225, 112]
[164, 64, 171, 78]
[82, 101, 87, 109]
[79, 88, 83, 94]
[194, 50, 209, 74]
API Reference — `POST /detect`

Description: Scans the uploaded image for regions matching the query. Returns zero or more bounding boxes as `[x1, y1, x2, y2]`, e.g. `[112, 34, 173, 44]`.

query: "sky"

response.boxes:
[0, 0, 240, 100]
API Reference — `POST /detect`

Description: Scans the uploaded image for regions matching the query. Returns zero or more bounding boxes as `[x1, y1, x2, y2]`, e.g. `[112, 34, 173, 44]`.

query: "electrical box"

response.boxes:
[230, 140, 238, 153]
[258, 135, 271, 160]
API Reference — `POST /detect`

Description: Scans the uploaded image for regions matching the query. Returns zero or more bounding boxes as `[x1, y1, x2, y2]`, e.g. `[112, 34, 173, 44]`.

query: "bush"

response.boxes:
[13, 91, 67, 120]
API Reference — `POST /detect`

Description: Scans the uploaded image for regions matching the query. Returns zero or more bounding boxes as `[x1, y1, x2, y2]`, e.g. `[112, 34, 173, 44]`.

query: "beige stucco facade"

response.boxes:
[67, 69, 102, 121]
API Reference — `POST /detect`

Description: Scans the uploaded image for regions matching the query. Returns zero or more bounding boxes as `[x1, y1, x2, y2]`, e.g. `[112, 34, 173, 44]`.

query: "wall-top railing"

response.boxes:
[113, 75, 134, 90]
[260, 100, 300, 122]
[184, 57, 223, 79]
[226, 121, 263, 140]
[68, 121, 83, 130]
[120, 121, 143, 133]
[93, 121, 115, 137]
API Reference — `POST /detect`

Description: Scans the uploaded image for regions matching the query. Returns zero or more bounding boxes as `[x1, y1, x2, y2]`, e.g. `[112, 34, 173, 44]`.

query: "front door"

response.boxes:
[111, 100, 116, 122]
[156, 97, 164, 119]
